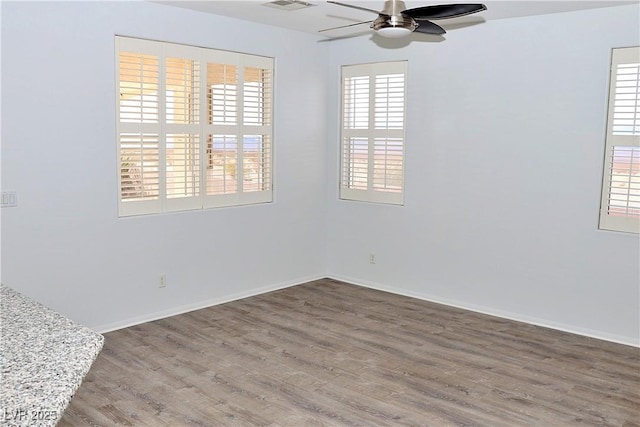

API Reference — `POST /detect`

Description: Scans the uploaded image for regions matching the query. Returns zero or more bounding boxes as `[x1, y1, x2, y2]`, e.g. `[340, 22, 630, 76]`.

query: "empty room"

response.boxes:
[1, 0, 639, 425]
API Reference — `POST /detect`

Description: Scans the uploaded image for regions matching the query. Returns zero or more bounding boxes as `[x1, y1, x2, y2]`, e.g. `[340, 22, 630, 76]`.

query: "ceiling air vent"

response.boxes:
[262, 0, 316, 11]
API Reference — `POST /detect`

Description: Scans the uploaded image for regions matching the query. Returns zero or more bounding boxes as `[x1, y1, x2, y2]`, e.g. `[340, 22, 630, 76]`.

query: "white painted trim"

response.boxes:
[93, 273, 639, 347]
[327, 274, 640, 348]
[93, 274, 324, 333]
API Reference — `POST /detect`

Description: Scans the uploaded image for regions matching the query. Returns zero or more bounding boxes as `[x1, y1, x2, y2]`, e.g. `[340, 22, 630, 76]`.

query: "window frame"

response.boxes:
[116, 36, 274, 217]
[598, 46, 640, 234]
[339, 61, 407, 205]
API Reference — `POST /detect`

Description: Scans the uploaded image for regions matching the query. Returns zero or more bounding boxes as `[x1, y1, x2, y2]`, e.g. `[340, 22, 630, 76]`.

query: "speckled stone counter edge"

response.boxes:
[0, 284, 104, 427]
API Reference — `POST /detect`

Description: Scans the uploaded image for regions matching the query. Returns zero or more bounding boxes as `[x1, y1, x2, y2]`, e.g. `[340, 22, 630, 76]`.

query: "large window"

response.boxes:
[599, 46, 639, 233]
[116, 36, 273, 216]
[340, 61, 407, 205]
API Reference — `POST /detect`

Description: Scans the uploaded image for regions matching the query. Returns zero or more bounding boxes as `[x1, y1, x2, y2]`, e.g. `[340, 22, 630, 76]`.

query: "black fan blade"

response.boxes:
[327, 1, 382, 15]
[403, 4, 486, 20]
[414, 19, 446, 35]
[319, 20, 374, 33]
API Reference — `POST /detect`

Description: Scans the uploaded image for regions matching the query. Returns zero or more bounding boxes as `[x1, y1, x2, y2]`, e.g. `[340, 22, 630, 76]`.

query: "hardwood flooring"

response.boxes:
[60, 279, 639, 426]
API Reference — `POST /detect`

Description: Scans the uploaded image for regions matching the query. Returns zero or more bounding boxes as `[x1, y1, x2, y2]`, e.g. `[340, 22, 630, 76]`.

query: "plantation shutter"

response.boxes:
[164, 43, 202, 212]
[116, 36, 273, 216]
[340, 61, 407, 205]
[599, 46, 640, 233]
[203, 51, 273, 208]
[117, 37, 162, 216]
[242, 66, 272, 197]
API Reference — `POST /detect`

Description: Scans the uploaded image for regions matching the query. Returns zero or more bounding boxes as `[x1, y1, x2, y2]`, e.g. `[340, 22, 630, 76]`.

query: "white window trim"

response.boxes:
[339, 61, 407, 206]
[599, 46, 640, 233]
[116, 36, 274, 217]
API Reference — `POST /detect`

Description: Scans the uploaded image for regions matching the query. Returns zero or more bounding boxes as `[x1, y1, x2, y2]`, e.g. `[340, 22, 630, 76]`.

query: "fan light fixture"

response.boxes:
[372, 12, 416, 38]
[377, 26, 412, 38]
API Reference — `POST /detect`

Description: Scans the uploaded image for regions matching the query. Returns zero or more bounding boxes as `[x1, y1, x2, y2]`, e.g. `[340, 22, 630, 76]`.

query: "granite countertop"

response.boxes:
[0, 284, 104, 427]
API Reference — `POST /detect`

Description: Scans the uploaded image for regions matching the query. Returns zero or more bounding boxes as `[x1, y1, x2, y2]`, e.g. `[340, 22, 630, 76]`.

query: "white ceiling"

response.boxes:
[151, 0, 638, 38]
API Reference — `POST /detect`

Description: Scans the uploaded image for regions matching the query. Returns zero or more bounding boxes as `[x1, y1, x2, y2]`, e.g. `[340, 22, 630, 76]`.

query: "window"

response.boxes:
[599, 46, 640, 233]
[340, 61, 407, 205]
[116, 36, 273, 216]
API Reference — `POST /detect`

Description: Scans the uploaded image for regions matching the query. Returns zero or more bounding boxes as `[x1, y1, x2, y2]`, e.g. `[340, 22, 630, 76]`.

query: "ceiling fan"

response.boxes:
[320, 0, 487, 39]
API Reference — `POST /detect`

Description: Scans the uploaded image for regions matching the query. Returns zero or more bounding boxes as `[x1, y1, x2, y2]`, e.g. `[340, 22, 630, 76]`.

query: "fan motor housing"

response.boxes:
[372, 14, 417, 31]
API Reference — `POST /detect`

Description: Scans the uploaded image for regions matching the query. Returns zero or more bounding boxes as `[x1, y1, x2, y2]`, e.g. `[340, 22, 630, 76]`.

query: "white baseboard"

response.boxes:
[93, 274, 325, 334]
[93, 273, 639, 348]
[327, 274, 640, 348]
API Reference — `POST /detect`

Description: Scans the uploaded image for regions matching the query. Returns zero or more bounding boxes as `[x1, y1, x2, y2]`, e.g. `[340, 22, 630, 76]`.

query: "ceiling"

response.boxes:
[151, 0, 638, 38]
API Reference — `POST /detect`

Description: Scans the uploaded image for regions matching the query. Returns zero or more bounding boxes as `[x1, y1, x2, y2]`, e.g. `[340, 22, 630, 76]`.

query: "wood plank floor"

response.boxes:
[60, 279, 639, 426]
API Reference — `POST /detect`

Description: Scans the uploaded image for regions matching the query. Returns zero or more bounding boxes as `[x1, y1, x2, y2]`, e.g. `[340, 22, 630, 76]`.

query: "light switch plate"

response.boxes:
[1, 191, 18, 207]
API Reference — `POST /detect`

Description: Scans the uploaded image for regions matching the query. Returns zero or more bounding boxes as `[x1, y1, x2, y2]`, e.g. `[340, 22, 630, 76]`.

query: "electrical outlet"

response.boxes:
[369, 253, 376, 264]
[159, 274, 166, 288]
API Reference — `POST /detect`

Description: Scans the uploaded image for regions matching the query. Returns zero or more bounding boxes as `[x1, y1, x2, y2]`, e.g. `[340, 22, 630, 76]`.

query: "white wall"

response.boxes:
[0, 1, 328, 331]
[326, 5, 640, 346]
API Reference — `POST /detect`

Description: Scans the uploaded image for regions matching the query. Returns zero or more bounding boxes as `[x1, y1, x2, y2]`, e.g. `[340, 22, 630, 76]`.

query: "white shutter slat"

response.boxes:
[166, 134, 200, 198]
[340, 61, 406, 205]
[166, 57, 200, 125]
[117, 37, 273, 216]
[373, 137, 403, 193]
[243, 67, 272, 127]
[206, 134, 238, 196]
[116, 40, 163, 215]
[164, 54, 201, 211]
[204, 62, 273, 201]
[207, 63, 238, 126]
[119, 53, 160, 124]
[375, 73, 405, 130]
[241, 66, 272, 196]
[600, 46, 640, 233]
[607, 146, 640, 216]
[243, 134, 271, 193]
[343, 137, 369, 191]
[343, 76, 370, 130]
[119, 132, 160, 201]
[612, 62, 639, 135]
